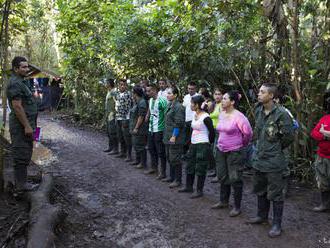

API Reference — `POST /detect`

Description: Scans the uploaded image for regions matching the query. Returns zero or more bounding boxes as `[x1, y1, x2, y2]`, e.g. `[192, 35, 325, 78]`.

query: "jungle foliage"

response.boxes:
[1, 0, 330, 182]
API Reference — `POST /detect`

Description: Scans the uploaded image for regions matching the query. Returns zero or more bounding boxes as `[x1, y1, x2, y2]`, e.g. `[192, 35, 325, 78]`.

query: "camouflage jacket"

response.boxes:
[163, 100, 186, 145]
[252, 103, 294, 172]
[7, 73, 38, 130]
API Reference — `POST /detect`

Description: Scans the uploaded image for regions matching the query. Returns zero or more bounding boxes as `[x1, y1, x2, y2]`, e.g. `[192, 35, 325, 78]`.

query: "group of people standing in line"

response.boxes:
[5, 56, 330, 240]
[103, 78, 330, 238]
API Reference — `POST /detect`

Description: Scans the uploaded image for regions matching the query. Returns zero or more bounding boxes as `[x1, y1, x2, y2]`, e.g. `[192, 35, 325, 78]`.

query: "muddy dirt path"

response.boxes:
[38, 113, 330, 248]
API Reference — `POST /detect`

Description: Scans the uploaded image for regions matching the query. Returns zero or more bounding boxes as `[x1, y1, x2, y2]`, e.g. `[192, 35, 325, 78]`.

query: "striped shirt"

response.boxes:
[149, 97, 167, 133]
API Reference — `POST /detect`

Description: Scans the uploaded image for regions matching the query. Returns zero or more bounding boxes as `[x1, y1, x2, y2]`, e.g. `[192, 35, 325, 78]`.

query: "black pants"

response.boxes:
[148, 131, 166, 171]
[184, 121, 192, 154]
[106, 119, 118, 150]
[116, 119, 131, 154]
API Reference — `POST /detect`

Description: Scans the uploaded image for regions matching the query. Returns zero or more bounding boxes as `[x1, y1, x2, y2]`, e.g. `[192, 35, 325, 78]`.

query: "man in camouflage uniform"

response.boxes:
[6, 56, 38, 192]
[129, 86, 148, 168]
[248, 83, 294, 238]
[103, 79, 118, 154]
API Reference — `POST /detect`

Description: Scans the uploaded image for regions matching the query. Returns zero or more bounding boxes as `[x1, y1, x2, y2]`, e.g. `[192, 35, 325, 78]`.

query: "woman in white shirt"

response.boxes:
[179, 95, 215, 198]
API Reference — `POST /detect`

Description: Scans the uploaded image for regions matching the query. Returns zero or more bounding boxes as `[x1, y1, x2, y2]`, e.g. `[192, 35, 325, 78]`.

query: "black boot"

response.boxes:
[191, 175, 206, 199]
[211, 184, 231, 209]
[229, 183, 243, 217]
[130, 153, 141, 166]
[169, 164, 182, 188]
[137, 149, 147, 169]
[125, 146, 133, 162]
[248, 194, 270, 224]
[169, 165, 175, 182]
[313, 191, 330, 212]
[158, 157, 166, 179]
[269, 201, 284, 238]
[178, 174, 194, 193]
[104, 140, 113, 152]
[108, 147, 119, 155]
[115, 143, 126, 158]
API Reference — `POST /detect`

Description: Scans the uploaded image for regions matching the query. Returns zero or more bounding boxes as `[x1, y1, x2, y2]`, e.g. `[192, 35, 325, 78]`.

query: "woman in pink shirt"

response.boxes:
[211, 90, 253, 217]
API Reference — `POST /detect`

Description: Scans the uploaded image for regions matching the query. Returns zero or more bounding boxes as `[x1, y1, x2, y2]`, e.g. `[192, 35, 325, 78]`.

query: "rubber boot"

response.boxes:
[178, 174, 195, 193]
[136, 149, 146, 169]
[130, 153, 141, 166]
[108, 147, 119, 155]
[229, 183, 243, 217]
[125, 146, 133, 162]
[268, 201, 284, 238]
[104, 138, 115, 152]
[164, 165, 175, 183]
[313, 191, 330, 212]
[211, 184, 231, 209]
[191, 175, 206, 199]
[170, 164, 182, 188]
[116, 142, 126, 158]
[248, 194, 270, 224]
[157, 157, 167, 180]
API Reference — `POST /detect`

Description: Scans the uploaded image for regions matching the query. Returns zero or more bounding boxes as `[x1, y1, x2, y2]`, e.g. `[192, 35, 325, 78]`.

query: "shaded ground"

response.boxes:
[2, 112, 330, 248]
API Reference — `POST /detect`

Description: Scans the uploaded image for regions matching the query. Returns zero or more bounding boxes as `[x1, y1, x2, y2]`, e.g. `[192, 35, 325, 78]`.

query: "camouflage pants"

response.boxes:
[208, 132, 218, 170]
[314, 155, 330, 192]
[165, 144, 183, 167]
[116, 119, 132, 154]
[132, 134, 147, 153]
[253, 170, 288, 201]
[10, 127, 33, 187]
[186, 143, 211, 176]
[106, 119, 118, 150]
[215, 148, 244, 185]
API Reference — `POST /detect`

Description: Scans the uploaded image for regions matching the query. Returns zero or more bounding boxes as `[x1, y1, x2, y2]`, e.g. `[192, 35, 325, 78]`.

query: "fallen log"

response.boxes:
[27, 174, 66, 248]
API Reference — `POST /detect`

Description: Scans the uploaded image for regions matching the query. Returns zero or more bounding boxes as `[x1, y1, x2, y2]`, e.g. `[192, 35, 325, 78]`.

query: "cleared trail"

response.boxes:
[38, 113, 329, 248]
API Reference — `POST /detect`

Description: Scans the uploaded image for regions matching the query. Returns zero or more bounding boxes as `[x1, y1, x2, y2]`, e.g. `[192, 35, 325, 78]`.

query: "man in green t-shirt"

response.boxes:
[6, 56, 38, 192]
[145, 84, 167, 178]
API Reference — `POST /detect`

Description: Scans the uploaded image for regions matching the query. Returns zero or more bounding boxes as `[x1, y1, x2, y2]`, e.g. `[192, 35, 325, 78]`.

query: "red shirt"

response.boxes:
[311, 115, 330, 158]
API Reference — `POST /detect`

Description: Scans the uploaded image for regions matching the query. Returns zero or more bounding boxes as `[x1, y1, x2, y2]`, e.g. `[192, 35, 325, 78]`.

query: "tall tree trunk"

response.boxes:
[324, 0, 330, 78]
[0, 0, 12, 193]
[291, 0, 301, 104]
[289, 0, 302, 159]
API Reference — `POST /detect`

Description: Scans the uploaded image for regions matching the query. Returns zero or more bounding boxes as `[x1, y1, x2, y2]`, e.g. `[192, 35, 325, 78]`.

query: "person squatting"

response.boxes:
[101, 79, 330, 238]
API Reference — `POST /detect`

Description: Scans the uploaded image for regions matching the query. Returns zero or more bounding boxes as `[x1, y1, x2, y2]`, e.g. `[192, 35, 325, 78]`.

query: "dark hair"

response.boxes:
[118, 79, 127, 84]
[191, 95, 208, 112]
[158, 79, 167, 83]
[169, 86, 180, 97]
[323, 90, 330, 114]
[227, 90, 241, 108]
[214, 87, 223, 94]
[12, 56, 27, 70]
[262, 83, 278, 98]
[133, 85, 144, 97]
[147, 83, 159, 91]
[141, 79, 149, 86]
[106, 78, 115, 88]
[200, 88, 211, 99]
[188, 81, 197, 87]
